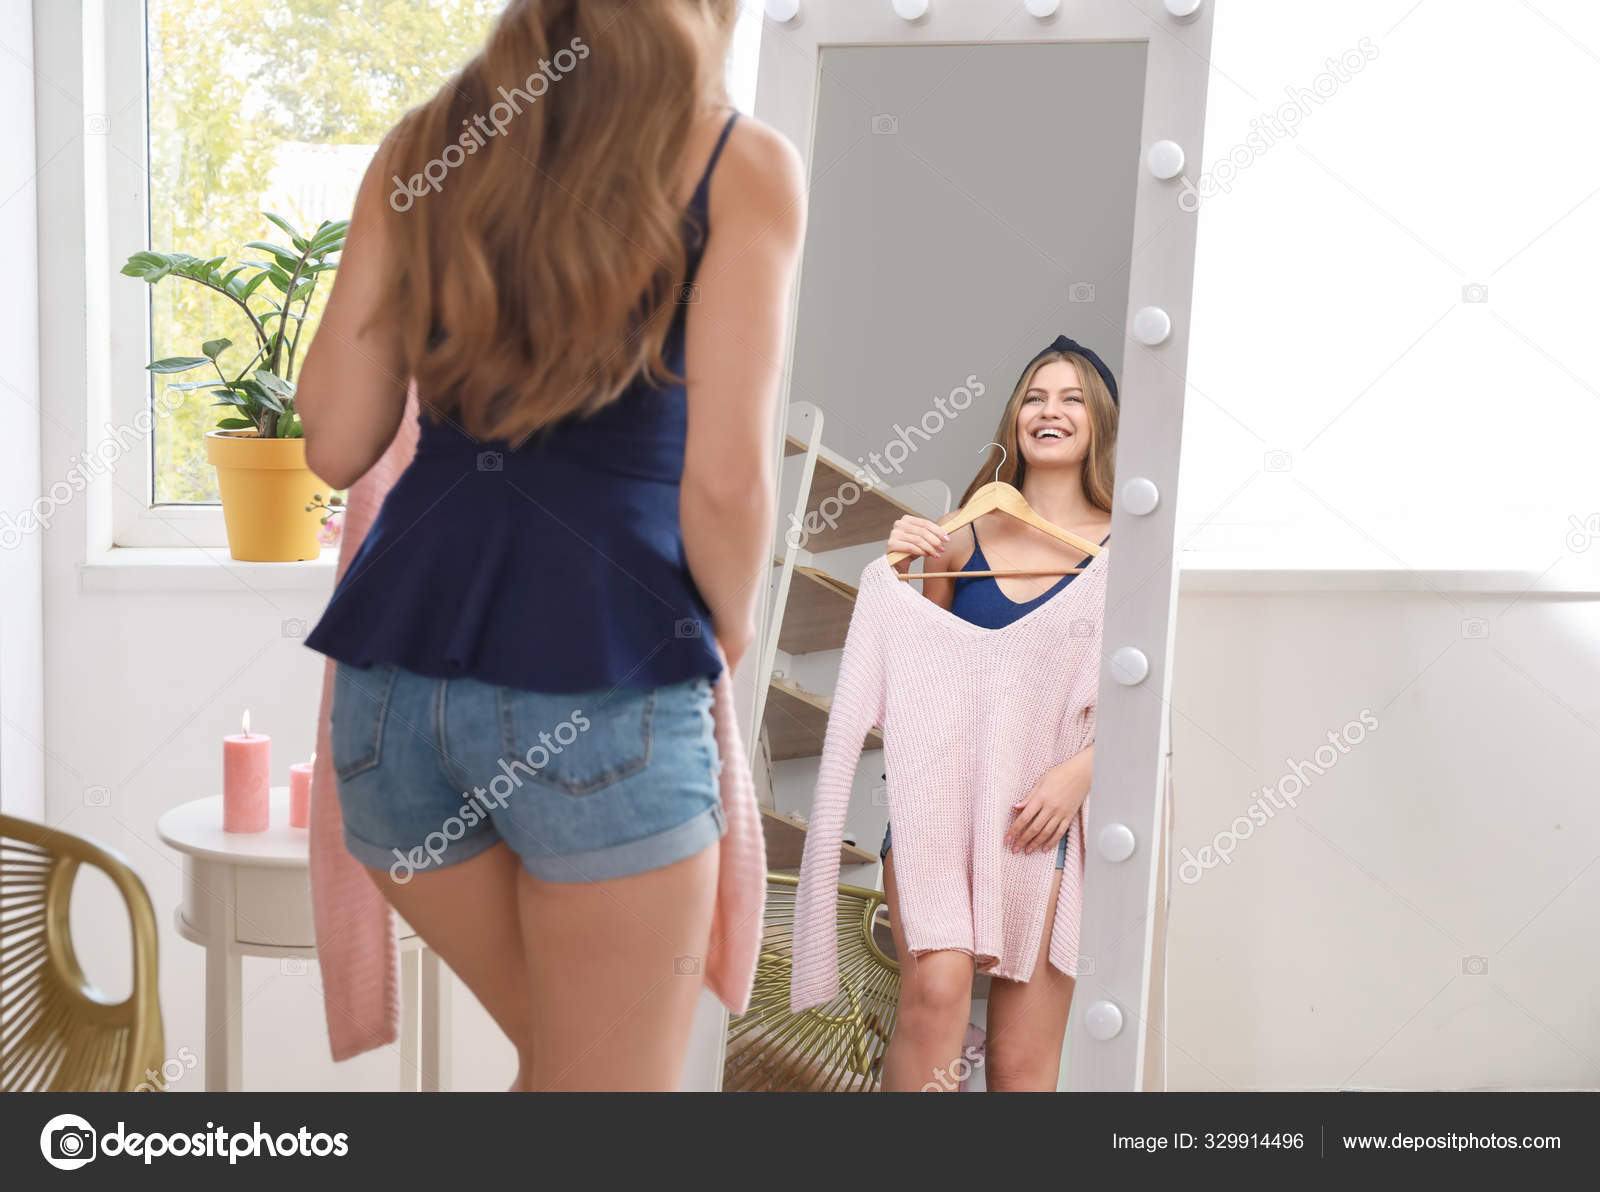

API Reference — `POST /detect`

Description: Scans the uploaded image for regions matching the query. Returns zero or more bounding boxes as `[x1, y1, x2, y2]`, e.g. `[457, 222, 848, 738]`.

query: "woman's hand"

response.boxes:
[1005, 744, 1094, 856]
[886, 515, 951, 574]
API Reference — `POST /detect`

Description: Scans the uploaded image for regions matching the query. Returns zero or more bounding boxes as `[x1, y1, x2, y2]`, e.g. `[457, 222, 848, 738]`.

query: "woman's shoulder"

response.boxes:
[943, 520, 979, 572]
[705, 112, 806, 230]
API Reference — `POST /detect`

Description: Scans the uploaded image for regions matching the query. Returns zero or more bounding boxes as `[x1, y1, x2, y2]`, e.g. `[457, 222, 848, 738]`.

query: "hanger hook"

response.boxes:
[981, 441, 1006, 485]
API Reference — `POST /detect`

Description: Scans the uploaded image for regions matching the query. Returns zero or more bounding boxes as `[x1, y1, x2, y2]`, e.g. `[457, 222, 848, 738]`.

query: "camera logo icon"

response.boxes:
[674, 954, 702, 975]
[1565, 512, 1600, 553]
[1461, 282, 1488, 304]
[871, 113, 898, 135]
[41, 1114, 97, 1170]
[1461, 955, 1489, 975]
[1068, 281, 1095, 303]
[676, 283, 700, 304]
[477, 451, 503, 472]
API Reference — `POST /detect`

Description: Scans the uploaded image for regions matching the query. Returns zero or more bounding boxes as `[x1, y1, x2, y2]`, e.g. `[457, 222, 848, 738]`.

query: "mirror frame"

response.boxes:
[750, 0, 1215, 1091]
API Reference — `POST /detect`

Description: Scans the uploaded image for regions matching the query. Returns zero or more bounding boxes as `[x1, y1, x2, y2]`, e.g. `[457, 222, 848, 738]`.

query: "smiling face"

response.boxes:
[1015, 358, 1091, 469]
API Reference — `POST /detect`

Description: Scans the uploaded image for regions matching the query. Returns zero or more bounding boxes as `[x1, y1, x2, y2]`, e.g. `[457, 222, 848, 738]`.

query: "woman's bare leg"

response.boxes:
[515, 841, 720, 1091]
[983, 866, 1076, 1091]
[361, 841, 535, 1090]
[878, 849, 976, 1092]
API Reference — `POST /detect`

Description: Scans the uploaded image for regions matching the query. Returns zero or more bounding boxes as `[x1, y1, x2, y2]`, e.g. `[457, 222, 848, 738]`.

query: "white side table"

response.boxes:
[157, 789, 451, 1092]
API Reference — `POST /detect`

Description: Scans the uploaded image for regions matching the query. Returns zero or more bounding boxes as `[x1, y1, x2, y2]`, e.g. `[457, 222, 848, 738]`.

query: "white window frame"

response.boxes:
[81, 0, 226, 547]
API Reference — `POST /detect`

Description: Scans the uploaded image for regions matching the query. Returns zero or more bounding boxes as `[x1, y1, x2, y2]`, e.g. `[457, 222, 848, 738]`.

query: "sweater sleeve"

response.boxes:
[789, 565, 887, 1014]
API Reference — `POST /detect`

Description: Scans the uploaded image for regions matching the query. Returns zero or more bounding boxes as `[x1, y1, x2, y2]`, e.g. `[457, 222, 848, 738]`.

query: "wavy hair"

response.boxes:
[361, 0, 741, 445]
[959, 350, 1117, 513]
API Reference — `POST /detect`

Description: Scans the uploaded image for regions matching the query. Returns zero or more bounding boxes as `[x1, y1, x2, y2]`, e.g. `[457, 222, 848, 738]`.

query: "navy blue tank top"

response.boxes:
[305, 112, 740, 694]
[947, 523, 1111, 630]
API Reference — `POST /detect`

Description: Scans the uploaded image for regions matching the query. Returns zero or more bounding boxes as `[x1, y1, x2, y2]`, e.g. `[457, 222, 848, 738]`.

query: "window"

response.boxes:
[1178, 1, 1600, 573]
[141, 0, 505, 506]
[125, 1, 762, 539]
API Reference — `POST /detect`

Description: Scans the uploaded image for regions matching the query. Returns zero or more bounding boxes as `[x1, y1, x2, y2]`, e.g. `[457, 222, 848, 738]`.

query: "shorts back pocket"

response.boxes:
[497, 685, 655, 797]
[330, 662, 399, 781]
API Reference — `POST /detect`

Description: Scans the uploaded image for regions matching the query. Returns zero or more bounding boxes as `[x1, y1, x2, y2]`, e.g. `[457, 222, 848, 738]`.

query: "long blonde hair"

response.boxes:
[362, 0, 741, 445]
[959, 350, 1118, 512]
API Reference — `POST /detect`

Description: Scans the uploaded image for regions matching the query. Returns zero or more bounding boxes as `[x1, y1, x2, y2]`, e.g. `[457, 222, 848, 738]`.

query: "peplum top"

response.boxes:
[303, 112, 741, 694]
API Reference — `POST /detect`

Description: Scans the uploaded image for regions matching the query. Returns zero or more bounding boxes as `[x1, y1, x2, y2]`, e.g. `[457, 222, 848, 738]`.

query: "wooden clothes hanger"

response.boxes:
[884, 441, 1107, 581]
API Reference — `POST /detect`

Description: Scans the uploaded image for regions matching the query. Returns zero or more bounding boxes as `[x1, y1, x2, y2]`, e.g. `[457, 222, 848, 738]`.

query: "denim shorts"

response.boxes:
[879, 820, 1070, 868]
[329, 662, 726, 884]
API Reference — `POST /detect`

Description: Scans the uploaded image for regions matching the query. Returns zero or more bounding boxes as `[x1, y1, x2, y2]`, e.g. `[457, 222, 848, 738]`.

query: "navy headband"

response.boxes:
[1017, 334, 1118, 407]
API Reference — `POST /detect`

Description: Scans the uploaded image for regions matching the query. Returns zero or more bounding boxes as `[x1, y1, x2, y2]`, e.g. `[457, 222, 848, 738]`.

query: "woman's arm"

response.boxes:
[298, 142, 409, 492]
[680, 118, 807, 673]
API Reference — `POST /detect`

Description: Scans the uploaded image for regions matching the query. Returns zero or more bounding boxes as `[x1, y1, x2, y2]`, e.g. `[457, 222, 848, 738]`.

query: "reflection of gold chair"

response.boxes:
[724, 873, 900, 1092]
[1, 815, 164, 1091]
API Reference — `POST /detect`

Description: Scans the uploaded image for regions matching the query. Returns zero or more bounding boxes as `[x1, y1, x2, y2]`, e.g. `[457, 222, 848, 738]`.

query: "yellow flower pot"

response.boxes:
[204, 430, 327, 562]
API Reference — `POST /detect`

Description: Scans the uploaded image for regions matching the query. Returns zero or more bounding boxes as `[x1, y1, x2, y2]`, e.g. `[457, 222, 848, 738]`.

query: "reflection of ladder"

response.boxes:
[749, 400, 949, 871]
[723, 874, 900, 1092]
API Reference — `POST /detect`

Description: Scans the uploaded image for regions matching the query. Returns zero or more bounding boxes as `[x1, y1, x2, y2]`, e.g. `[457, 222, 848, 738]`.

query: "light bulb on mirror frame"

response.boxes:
[764, 0, 800, 22]
[1146, 139, 1185, 180]
[892, 0, 929, 20]
[1132, 305, 1172, 346]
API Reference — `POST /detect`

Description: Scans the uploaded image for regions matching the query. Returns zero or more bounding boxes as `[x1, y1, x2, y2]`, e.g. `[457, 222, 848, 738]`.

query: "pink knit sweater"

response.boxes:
[789, 547, 1108, 1014]
[307, 387, 768, 1062]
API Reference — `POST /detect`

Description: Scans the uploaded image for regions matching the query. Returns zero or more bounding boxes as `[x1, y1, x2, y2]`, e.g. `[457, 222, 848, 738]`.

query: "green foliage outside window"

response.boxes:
[146, 0, 503, 501]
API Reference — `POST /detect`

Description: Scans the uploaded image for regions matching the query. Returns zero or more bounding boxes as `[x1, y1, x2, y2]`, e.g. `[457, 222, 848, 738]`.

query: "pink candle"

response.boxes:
[289, 757, 314, 829]
[223, 710, 271, 833]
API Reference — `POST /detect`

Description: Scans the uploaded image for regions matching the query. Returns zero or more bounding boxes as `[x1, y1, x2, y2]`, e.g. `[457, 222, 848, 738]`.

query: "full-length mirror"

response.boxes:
[715, 0, 1213, 1091]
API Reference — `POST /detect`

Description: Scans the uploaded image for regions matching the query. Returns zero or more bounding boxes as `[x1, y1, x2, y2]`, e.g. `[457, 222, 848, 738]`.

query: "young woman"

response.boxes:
[877, 336, 1117, 1092]
[295, 1, 806, 1092]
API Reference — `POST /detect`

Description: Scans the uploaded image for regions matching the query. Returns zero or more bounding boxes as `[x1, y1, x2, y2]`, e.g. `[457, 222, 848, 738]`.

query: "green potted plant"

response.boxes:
[124, 212, 348, 561]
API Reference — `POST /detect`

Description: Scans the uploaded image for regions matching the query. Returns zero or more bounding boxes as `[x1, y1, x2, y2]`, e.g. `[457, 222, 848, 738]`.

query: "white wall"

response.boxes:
[1164, 578, 1600, 1089]
[1, 0, 43, 821]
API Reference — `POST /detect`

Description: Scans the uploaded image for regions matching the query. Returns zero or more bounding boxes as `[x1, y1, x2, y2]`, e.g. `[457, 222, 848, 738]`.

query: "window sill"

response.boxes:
[79, 546, 340, 593]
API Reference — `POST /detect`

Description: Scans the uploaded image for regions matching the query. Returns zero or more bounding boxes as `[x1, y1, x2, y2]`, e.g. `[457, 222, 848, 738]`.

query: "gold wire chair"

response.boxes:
[1, 814, 165, 1091]
[724, 872, 901, 1091]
